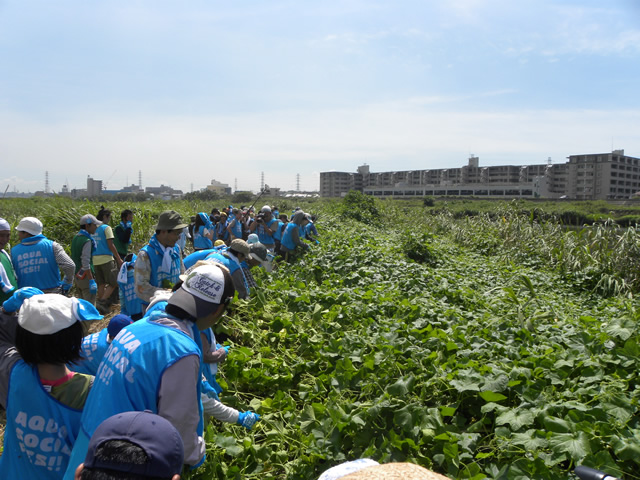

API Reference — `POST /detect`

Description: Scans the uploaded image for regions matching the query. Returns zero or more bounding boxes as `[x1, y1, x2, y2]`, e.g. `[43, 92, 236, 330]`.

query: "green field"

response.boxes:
[1, 194, 639, 479]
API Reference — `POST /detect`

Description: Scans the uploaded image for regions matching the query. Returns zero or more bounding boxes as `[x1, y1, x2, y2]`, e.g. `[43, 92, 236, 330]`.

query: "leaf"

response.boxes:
[479, 391, 508, 402]
[496, 408, 536, 431]
[386, 375, 416, 396]
[542, 415, 572, 433]
[548, 431, 591, 462]
[509, 429, 548, 450]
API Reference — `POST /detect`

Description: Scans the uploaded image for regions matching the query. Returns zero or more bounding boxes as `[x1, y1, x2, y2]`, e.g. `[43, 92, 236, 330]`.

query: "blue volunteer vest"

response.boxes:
[69, 329, 110, 376]
[92, 224, 113, 257]
[257, 218, 276, 245]
[200, 328, 223, 399]
[272, 221, 284, 241]
[216, 221, 229, 242]
[281, 222, 299, 250]
[11, 235, 61, 290]
[205, 252, 240, 276]
[79, 318, 204, 443]
[193, 225, 213, 250]
[118, 266, 143, 317]
[230, 219, 243, 238]
[0, 361, 83, 479]
[140, 239, 182, 290]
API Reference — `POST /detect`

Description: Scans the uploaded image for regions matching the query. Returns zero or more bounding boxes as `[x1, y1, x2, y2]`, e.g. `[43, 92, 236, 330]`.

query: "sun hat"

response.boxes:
[247, 233, 259, 244]
[15, 217, 43, 236]
[168, 264, 228, 318]
[154, 210, 188, 231]
[340, 463, 451, 480]
[229, 238, 250, 256]
[83, 410, 184, 477]
[80, 214, 103, 226]
[0, 218, 10, 231]
[107, 314, 133, 339]
[18, 294, 102, 335]
[249, 242, 268, 263]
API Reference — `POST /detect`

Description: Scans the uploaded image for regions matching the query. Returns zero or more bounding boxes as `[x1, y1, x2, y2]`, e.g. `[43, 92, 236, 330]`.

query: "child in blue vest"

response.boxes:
[0, 289, 102, 479]
[117, 253, 144, 320]
[69, 314, 133, 376]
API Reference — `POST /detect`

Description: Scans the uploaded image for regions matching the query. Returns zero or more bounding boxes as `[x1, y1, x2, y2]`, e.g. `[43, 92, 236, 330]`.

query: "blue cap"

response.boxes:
[107, 314, 133, 339]
[84, 410, 184, 477]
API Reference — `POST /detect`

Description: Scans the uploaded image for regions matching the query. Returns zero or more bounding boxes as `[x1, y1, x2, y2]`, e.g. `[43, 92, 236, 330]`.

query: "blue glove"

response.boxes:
[216, 343, 230, 354]
[89, 279, 98, 295]
[237, 411, 260, 430]
[2, 287, 44, 313]
[125, 221, 132, 229]
[61, 281, 73, 294]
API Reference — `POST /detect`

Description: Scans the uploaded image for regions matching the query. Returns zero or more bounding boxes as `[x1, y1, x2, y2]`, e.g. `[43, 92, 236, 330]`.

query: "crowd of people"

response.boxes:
[0, 203, 321, 479]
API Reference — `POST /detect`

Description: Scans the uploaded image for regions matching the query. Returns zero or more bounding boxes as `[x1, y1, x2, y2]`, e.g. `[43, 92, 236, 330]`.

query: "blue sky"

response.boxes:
[1, 0, 639, 193]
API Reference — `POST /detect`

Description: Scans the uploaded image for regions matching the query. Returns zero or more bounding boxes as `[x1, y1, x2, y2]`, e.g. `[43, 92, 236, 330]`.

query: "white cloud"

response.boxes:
[2, 102, 639, 193]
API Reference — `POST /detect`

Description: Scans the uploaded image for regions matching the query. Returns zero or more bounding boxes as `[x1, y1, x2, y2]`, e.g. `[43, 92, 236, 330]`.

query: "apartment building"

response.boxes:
[320, 150, 637, 200]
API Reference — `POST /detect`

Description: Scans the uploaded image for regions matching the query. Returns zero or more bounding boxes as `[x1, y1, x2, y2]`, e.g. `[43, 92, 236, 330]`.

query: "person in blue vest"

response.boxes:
[183, 240, 227, 271]
[205, 238, 250, 299]
[69, 314, 133, 376]
[117, 253, 144, 320]
[0, 290, 102, 479]
[93, 207, 124, 315]
[63, 263, 236, 478]
[72, 410, 184, 480]
[0, 218, 17, 303]
[11, 216, 75, 294]
[280, 211, 310, 263]
[200, 326, 260, 430]
[192, 212, 214, 251]
[134, 210, 188, 307]
[215, 212, 230, 245]
[272, 213, 288, 255]
[304, 214, 320, 244]
[226, 208, 245, 242]
[249, 206, 277, 251]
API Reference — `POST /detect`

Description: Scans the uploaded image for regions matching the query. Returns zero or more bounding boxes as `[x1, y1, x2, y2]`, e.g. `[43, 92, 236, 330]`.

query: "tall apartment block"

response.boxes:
[320, 150, 639, 200]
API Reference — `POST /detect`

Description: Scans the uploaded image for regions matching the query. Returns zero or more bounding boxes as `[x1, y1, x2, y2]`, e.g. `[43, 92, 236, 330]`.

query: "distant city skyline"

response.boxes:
[1, 1, 639, 194]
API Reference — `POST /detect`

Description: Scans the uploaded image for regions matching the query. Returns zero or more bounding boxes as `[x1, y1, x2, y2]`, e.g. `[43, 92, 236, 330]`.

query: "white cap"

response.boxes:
[18, 294, 102, 335]
[80, 214, 103, 226]
[16, 217, 43, 236]
[260, 205, 271, 213]
[169, 264, 228, 318]
[247, 233, 259, 244]
[0, 218, 10, 231]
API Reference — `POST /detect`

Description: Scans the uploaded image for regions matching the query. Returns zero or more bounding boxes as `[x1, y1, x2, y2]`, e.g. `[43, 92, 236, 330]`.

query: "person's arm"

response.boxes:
[104, 227, 123, 267]
[157, 354, 205, 467]
[134, 250, 160, 303]
[80, 241, 93, 276]
[200, 332, 227, 364]
[53, 242, 76, 286]
[291, 226, 304, 248]
[226, 220, 236, 238]
[202, 395, 240, 424]
[231, 269, 248, 299]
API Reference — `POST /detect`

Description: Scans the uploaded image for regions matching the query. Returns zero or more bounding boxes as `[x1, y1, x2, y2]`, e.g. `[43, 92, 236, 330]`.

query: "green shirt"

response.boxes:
[0, 250, 17, 303]
[71, 233, 94, 275]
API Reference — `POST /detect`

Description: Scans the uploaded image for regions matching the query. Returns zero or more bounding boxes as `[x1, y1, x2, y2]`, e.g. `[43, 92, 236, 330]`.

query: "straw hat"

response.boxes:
[340, 463, 450, 480]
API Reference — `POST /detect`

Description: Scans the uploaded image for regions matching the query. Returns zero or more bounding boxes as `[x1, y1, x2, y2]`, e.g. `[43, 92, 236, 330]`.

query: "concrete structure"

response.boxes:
[87, 177, 103, 197]
[567, 150, 640, 200]
[206, 179, 232, 195]
[320, 150, 639, 200]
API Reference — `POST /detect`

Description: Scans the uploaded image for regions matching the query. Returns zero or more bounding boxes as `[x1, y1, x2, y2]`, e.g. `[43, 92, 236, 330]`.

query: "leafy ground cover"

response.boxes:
[188, 204, 640, 479]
